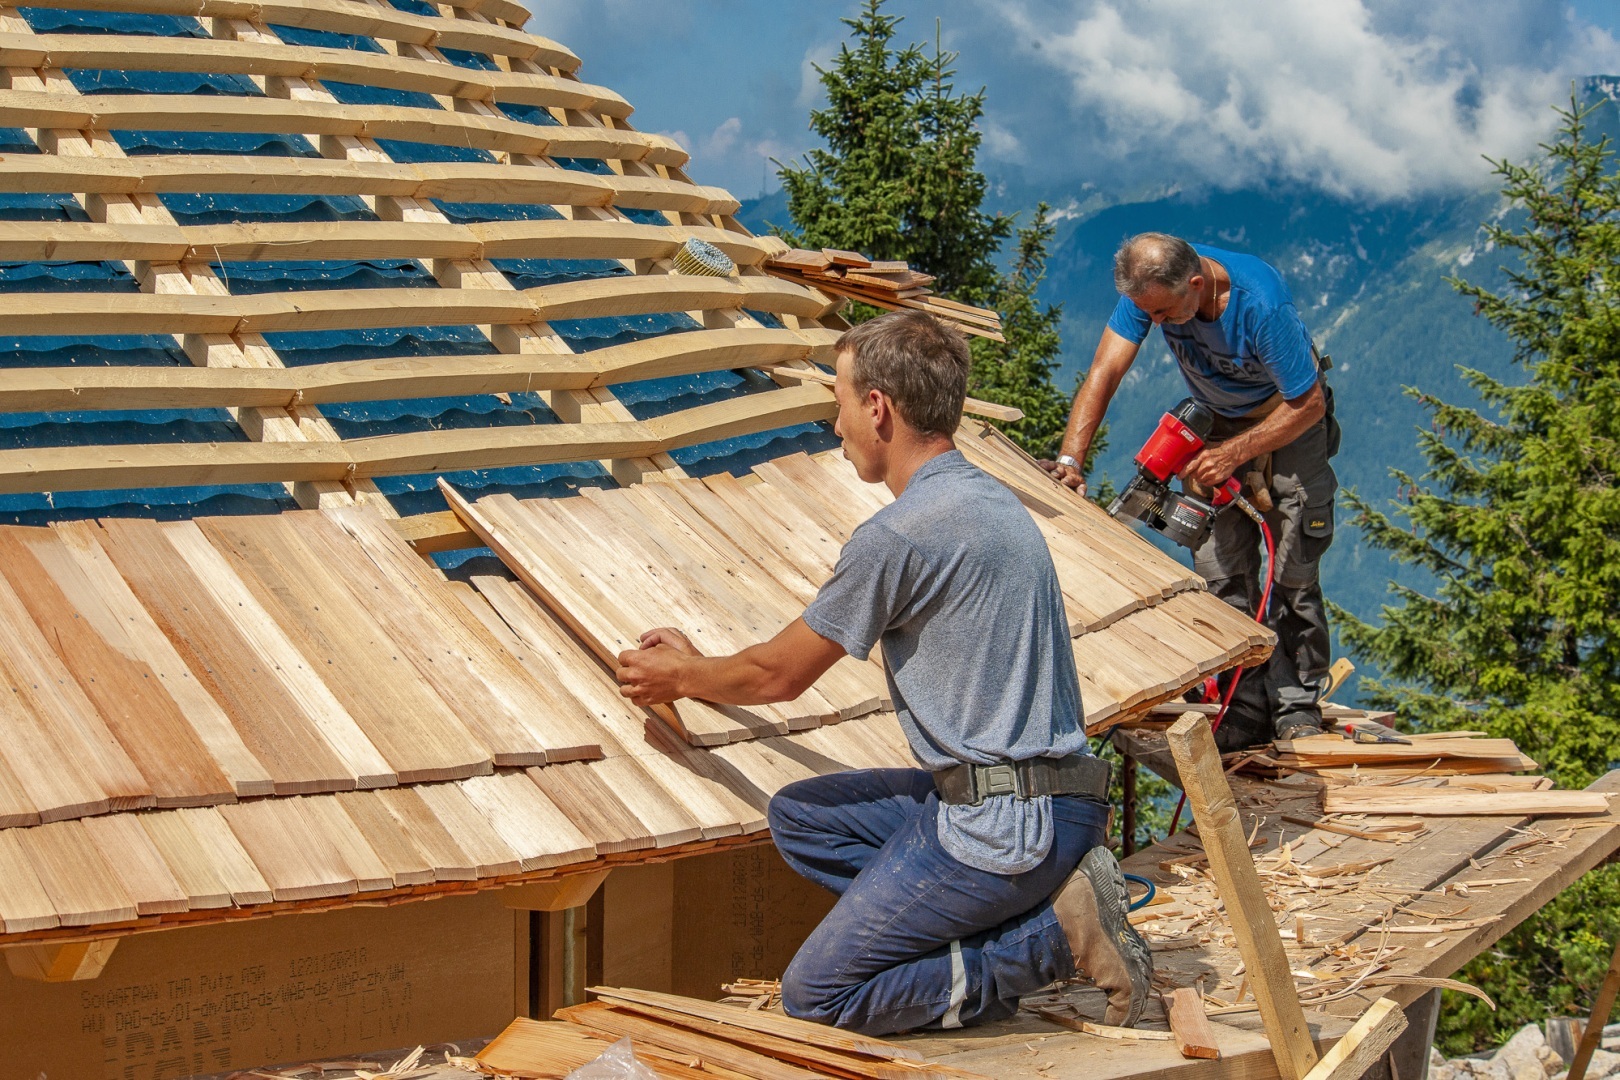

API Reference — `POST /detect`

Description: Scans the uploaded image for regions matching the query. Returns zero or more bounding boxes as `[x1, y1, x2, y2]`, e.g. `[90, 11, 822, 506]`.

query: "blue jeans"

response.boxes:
[767, 768, 1110, 1035]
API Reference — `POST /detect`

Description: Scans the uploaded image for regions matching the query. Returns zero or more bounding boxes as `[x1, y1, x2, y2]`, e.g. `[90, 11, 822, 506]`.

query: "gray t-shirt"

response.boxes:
[802, 450, 1090, 874]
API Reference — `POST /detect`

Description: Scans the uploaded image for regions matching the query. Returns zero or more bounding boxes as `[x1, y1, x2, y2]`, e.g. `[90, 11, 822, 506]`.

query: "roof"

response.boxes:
[0, 2, 1272, 944]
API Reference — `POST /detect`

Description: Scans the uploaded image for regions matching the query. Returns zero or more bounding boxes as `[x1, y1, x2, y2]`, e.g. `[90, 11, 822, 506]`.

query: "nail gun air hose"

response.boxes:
[1166, 497, 1275, 837]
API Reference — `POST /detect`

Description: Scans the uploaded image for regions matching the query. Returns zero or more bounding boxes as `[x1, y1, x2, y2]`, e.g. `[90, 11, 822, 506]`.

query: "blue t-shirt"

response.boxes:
[802, 450, 1090, 875]
[1106, 244, 1318, 416]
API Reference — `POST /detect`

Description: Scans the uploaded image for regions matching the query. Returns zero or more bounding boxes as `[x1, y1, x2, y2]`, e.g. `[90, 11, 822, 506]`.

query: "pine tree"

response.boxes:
[776, 0, 1010, 300]
[1334, 99, 1620, 1049]
[968, 205, 1086, 458]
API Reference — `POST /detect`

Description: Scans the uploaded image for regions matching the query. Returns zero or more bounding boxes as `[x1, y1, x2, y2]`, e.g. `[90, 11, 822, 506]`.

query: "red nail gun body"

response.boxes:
[1108, 398, 1244, 549]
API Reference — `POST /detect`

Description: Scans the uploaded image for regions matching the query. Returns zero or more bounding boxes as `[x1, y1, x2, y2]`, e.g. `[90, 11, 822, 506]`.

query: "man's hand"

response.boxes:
[1038, 458, 1087, 495]
[617, 627, 701, 707]
[1180, 442, 1247, 489]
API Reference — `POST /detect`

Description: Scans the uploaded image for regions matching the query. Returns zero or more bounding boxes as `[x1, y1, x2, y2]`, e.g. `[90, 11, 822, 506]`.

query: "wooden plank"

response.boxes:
[14, 821, 138, 926]
[138, 813, 233, 910]
[0, 32, 627, 115]
[332, 791, 436, 887]
[80, 814, 189, 916]
[0, 154, 739, 214]
[0, 89, 685, 166]
[586, 987, 924, 1063]
[217, 799, 358, 902]
[1165, 713, 1319, 1080]
[0, 531, 233, 807]
[0, 382, 835, 495]
[1167, 987, 1221, 1060]
[0, 219, 775, 270]
[0, 276, 829, 338]
[1301, 999, 1406, 1080]
[0, 752, 38, 829]
[0, 829, 58, 932]
[200, 512, 493, 784]
[457, 771, 597, 871]
[374, 786, 478, 882]
[0, 556, 152, 816]
[155, 321, 814, 408]
[175, 808, 275, 906]
[294, 796, 394, 893]
[525, 762, 659, 854]
[41, 522, 274, 797]
[414, 782, 524, 878]
[1321, 787, 1610, 816]
[442, 488, 729, 746]
[323, 505, 604, 765]
[19, 0, 576, 65]
[96, 517, 384, 793]
[558, 1001, 830, 1080]
[1278, 735, 1528, 763]
[476, 1018, 730, 1080]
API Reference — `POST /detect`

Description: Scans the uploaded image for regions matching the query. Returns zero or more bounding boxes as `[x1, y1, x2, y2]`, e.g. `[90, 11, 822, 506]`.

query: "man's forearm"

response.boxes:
[1059, 365, 1126, 464]
[1222, 388, 1326, 462]
[669, 646, 802, 705]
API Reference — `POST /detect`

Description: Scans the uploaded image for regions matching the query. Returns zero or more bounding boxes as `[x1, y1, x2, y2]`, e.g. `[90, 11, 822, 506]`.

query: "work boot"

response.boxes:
[1050, 846, 1153, 1026]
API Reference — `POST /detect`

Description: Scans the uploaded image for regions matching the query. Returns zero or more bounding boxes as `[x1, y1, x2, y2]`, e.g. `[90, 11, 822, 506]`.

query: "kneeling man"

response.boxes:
[617, 311, 1151, 1036]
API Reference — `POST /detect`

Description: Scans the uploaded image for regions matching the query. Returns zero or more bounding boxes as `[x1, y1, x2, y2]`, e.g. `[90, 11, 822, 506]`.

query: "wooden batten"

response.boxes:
[2, 939, 117, 982]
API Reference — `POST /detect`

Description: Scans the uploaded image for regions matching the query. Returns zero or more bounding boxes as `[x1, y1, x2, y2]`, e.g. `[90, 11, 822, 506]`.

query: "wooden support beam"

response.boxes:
[1166, 712, 1320, 1080]
[0, 276, 834, 337]
[2, 939, 118, 982]
[1570, 938, 1620, 1080]
[0, 154, 739, 214]
[0, 33, 624, 114]
[20, 0, 575, 66]
[1322, 788, 1610, 817]
[0, 327, 831, 412]
[503, 869, 610, 913]
[0, 382, 834, 493]
[1300, 998, 1407, 1080]
[0, 88, 686, 165]
[0, 219, 775, 265]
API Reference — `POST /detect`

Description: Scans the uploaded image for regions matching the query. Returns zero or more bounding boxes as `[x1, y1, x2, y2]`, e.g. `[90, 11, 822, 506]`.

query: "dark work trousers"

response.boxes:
[1194, 415, 1337, 751]
[767, 768, 1109, 1035]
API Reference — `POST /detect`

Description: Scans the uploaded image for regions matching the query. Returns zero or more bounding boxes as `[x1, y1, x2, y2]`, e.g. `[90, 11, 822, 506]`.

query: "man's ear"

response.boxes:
[867, 387, 893, 431]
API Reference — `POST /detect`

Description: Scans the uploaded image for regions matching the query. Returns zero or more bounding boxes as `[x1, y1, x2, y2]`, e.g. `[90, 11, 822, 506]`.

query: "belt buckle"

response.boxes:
[978, 764, 1018, 801]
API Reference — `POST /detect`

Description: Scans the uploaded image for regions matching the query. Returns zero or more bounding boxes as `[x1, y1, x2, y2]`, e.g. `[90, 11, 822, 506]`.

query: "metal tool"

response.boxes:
[1339, 719, 1411, 745]
[1108, 398, 1245, 549]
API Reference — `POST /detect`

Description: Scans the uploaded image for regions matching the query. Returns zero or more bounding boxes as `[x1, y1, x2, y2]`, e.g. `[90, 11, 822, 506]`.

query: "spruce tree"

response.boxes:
[968, 205, 1085, 458]
[776, 0, 1010, 300]
[777, 0, 1083, 459]
[1335, 99, 1620, 1049]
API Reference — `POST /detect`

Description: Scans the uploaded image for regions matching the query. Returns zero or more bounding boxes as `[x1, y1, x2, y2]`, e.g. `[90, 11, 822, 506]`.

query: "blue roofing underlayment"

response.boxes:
[0, 7, 838, 561]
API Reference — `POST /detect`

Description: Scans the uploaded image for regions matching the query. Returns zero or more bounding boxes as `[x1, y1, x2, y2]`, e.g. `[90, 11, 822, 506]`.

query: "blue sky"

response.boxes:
[529, 1, 1620, 205]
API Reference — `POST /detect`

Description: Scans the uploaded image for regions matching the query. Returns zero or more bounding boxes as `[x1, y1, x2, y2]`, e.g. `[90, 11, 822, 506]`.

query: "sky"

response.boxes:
[527, 0, 1620, 206]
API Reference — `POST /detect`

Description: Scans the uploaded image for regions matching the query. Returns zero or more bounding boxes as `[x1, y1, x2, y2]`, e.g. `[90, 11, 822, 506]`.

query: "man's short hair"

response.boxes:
[835, 310, 969, 438]
[1114, 232, 1201, 297]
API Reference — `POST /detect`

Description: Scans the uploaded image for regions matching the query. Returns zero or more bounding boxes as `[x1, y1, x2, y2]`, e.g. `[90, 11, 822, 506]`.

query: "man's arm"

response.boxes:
[1181, 380, 1326, 487]
[1044, 328, 1141, 493]
[616, 618, 847, 708]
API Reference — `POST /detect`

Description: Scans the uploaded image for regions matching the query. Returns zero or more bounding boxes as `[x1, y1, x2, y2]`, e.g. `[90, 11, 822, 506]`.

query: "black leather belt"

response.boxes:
[932, 754, 1111, 807]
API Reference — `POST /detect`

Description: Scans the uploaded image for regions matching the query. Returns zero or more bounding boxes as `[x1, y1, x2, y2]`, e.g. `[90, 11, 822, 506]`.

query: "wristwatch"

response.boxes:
[1055, 454, 1082, 470]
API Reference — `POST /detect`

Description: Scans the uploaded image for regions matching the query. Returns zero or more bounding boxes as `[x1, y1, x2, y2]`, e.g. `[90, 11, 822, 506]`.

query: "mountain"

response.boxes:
[736, 80, 1620, 706]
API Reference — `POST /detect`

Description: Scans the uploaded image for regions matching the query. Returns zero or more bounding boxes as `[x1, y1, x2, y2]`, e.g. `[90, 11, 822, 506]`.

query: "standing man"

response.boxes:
[1046, 232, 1338, 748]
[617, 310, 1151, 1036]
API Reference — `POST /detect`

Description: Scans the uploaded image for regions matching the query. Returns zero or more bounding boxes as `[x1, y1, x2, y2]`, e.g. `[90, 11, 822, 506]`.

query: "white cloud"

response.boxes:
[994, 0, 1620, 199]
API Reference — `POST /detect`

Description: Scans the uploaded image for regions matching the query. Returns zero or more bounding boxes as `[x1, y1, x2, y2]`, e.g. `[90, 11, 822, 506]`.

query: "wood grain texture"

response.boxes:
[0, 154, 738, 214]
[1166, 713, 1318, 1080]
[458, 772, 596, 871]
[333, 791, 437, 887]
[0, 32, 626, 114]
[80, 813, 189, 916]
[1167, 987, 1221, 1060]
[1322, 787, 1610, 817]
[1301, 999, 1406, 1080]
[21, 0, 575, 64]
[0, 829, 58, 932]
[200, 512, 492, 784]
[41, 521, 274, 797]
[217, 799, 357, 902]
[99, 517, 390, 792]
[138, 813, 233, 910]
[0, 530, 233, 806]
[13, 821, 138, 926]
